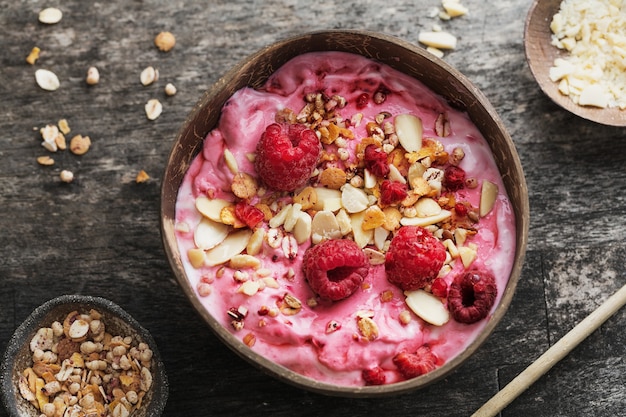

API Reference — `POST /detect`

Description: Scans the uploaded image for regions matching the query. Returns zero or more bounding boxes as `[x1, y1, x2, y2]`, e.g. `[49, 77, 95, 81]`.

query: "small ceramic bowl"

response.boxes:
[1, 295, 168, 417]
[161, 30, 529, 397]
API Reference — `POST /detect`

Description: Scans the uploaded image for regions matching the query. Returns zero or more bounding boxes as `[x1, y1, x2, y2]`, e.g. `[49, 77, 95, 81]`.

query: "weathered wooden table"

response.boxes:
[1, 0, 625, 416]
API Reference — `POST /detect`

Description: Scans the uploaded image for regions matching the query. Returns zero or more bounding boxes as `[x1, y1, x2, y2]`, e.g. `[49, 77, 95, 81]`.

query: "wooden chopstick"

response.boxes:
[472, 283, 626, 417]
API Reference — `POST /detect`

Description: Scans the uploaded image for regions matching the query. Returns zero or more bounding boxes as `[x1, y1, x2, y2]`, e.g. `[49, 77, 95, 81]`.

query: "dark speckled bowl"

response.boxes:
[1, 295, 168, 417]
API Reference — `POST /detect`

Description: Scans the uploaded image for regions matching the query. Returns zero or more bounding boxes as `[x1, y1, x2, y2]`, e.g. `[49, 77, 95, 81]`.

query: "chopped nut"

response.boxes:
[140, 66, 159, 86]
[154, 31, 176, 52]
[319, 167, 347, 189]
[135, 170, 150, 183]
[35, 69, 60, 91]
[59, 170, 74, 183]
[164, 83, 177, 96]
[57, 119, 70, 135]
[69, 134, 91, 155]
[37, 156, 54, 166]
[26, 46, 40, 65]
[145, 99, 162, 120]
[356, 316, 379, 341]
[86, 66, 100, 85]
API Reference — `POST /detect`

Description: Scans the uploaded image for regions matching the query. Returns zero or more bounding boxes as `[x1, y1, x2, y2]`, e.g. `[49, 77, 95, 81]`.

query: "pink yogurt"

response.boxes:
[175, 51, 516, 387]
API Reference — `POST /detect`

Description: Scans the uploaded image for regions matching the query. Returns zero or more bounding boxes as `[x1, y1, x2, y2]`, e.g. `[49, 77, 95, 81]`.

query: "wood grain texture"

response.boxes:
[1, 0, 625, 416]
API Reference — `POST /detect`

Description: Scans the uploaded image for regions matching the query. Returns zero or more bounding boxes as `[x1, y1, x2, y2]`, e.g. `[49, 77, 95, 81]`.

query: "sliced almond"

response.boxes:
[223, 148, 239, 174]
[205, 229, 253, 266]
[68, 319, 89, 339]
[195, 197, 231, 222]
[311, 211, 342, 244]
[335, 208, 352, 235]
[311, 187, 342, 212]
[293, 211, 312, 244]
[459, 244, 478, 268]
[35, 69, 60, 91]
[418, 31, 458, 50]
[246, 228, 265, 256]
[400, 209, 451, 227]
[187, 248, 206, 268]
[394, 114, 423, 152]
[350, 211, 374, 248]
[269, 204, 291, 228]
[414, 197, 442, 217]
[373, 227, 389, 251]
[363, 248, 386, 265]
[194, 218, 229, 250]
[479, 180, 498, 217]
[283, 203, 302, 233]
[404, 289, 450, 326]
[341, 183, 369, 213]
[38, 7, 62, 24]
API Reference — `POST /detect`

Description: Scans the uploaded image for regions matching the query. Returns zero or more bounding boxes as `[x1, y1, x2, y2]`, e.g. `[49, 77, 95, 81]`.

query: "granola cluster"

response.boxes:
[18, 309, 154, 417]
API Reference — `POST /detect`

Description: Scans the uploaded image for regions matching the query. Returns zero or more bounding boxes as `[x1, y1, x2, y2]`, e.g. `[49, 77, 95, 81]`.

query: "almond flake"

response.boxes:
[35, 69, 60, 91]
[38, 7, 62, 24]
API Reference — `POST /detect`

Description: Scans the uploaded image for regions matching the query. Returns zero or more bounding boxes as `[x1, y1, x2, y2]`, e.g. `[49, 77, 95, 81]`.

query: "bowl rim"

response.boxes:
[1, 294, 169, 416]
[160, 29, 529, 397]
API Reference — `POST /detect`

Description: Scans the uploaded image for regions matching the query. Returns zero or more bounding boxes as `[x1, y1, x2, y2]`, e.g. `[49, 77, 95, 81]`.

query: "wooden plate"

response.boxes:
[524, 0, 626, 126]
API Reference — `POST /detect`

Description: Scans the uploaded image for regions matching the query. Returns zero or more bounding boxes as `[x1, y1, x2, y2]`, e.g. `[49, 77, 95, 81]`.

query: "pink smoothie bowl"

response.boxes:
[160, 30, 529, 397]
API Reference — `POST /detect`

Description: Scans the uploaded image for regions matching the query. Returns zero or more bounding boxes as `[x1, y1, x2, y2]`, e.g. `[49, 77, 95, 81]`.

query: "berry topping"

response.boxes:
[454, 202, 469, 217]
[379, 180, 408, 206]
[444, 166, 466, 191]
[362, 366, 386, 386]
[385, 226, 446, 291]
[234, 201, 264, 229]
[254, 123, 321, 192]
[430, 277, 448, 298]
[392, 345, 438, 379]
[302, 239, 369, 301]
[356, 93, 369, 109]
[448, 269, 497, 324]
[363, 145, 390, 178]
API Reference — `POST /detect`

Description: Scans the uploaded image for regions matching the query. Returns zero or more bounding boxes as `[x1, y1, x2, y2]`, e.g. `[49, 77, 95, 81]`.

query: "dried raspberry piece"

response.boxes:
[234, 201, 264, 229]
[302, 239, 369, 301]
[444, 166, 466, 191]
[362, 366, 386, 386]
[385, 226, 446, 291]
[254, 123, 321, 192]
[454, 202, 469, 217]
[392, 345, 438, 379]
[430, 277, 448, 298]
[356, 93, 369, 109]
[448, 269, 497, 324]
[363, 145, 390, 178]
[379, 180, 407, 206]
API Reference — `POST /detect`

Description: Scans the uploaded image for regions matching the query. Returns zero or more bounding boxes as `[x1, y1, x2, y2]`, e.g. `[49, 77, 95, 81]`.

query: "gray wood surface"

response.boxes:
[1, 0, 625, 416]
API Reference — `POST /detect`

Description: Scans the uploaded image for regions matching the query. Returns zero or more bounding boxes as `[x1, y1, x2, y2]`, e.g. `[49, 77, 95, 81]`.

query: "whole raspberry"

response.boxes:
[363, 145, 390, 178]
[379, 180, 408, 206]
[362, 366, 386, 386]
[234, 201, 264, 229]
[385, 226, 446, 291]
[302, 239, 369, 301]
[392, 345, 438, 379]
[448, 269, 497, 324]
[254, 123, 321, 192]
[444, 166, 466, 191]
